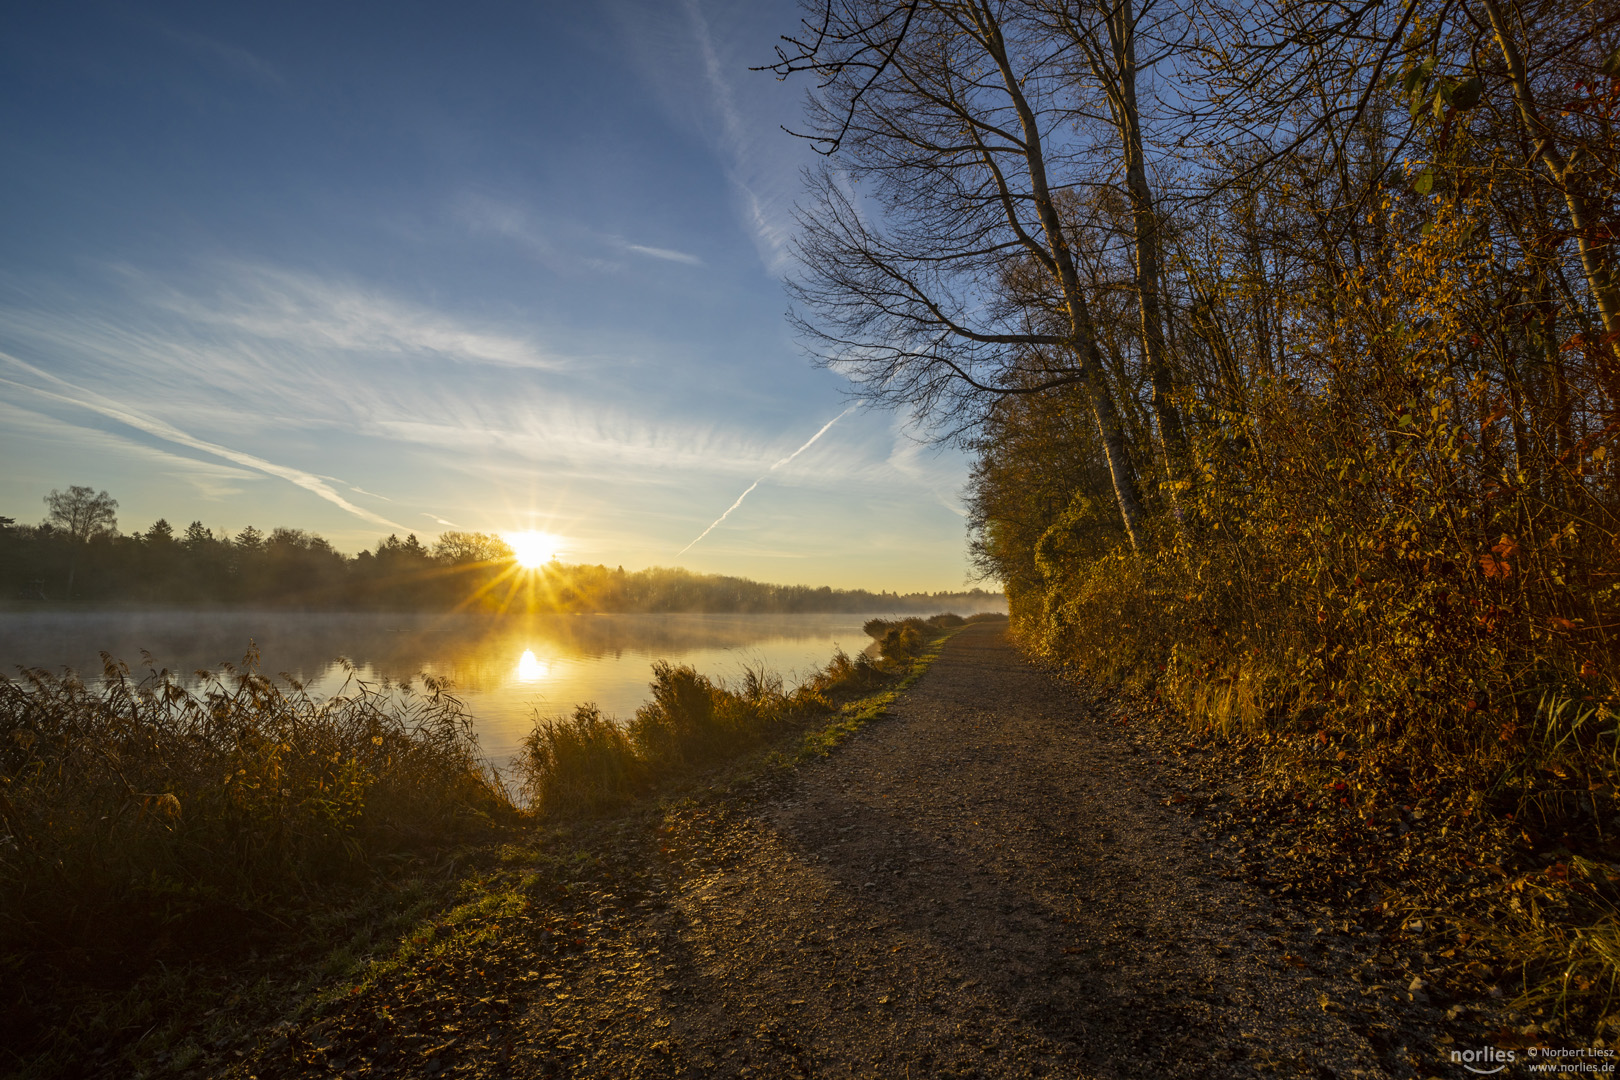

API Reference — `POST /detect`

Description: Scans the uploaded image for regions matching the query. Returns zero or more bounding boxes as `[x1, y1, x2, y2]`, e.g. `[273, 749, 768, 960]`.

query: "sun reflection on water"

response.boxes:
[516, 649, 550, 682]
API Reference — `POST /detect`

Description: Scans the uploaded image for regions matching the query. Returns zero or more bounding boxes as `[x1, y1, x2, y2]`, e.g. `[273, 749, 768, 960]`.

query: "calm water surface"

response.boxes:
[0, 611, 941, 760]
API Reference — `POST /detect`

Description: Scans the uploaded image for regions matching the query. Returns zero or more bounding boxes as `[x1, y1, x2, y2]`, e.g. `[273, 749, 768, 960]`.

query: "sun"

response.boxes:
[505, 530, 561, 569]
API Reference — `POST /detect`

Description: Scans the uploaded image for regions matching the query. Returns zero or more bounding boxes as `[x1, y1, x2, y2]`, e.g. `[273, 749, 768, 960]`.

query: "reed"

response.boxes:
[0, 652, 511, 956]
[518, 704, 647, 816]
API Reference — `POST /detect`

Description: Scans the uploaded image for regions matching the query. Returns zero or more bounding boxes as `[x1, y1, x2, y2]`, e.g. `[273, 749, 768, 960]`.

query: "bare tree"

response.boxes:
[44, 486, 118, 543]
[433, 531, 515, 565]
[773, 0, 1152, 548]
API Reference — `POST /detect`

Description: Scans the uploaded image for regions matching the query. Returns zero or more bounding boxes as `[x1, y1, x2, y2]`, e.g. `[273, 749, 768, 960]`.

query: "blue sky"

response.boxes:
[0, 0, 982, 593]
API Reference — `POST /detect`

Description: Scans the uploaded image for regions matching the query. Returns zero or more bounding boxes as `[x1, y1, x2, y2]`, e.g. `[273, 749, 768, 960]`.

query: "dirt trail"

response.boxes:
[252, 624, 1459, 1080]
[503, 624, 1425, 1079]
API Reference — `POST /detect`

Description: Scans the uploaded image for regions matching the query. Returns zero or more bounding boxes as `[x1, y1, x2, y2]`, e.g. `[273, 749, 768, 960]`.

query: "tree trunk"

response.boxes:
[1104, 0, 1190, 521]
[979, 4, 1148, 549]
[1480, 0, 1620, 337]
[1077, 341, 1150, 550]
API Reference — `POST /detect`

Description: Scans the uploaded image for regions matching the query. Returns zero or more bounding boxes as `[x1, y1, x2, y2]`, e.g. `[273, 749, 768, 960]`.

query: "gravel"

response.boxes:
[240, 623, 1527, 1079]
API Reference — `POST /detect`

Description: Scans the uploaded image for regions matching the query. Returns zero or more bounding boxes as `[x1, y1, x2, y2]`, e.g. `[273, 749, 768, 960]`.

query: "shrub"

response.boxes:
[804, 647, 886, 697]
[878, 623, 927, 663]
[861, 616, 922, 638]
[516, 704, 647, 816]
[629, 661, 732, 767]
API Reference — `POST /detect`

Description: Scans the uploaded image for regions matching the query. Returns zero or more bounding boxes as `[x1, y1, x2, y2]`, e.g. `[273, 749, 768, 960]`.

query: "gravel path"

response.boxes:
[509, 624, 1419, 1079]
[252, 623, 1468, 1080]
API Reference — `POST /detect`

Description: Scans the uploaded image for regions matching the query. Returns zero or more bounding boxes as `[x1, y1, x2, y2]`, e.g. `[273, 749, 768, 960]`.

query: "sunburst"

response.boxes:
[504, 530, 561, 568]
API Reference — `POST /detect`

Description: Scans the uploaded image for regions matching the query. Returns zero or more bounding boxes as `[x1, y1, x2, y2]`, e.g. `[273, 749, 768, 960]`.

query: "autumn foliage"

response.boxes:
[919, 0, 1616, 805]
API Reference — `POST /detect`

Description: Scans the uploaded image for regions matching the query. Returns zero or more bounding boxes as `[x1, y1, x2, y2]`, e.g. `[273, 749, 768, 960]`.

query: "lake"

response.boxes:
[0, 610, 975, 762]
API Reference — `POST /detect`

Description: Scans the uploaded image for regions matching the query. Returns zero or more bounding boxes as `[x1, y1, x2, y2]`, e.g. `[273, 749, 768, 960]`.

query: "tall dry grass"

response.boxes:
[0, 652, 510, 955]
[519, 704, 648, 816]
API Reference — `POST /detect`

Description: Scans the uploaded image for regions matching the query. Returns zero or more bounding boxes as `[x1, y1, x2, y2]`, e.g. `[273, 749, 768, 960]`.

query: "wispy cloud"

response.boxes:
[456, 194, 622, 274]
[368, 404, 783, 479]
[0, 352, 409, 531]
[0, 398, 261, 500]
[682, 0, 798, 272]
[163, 27, 284, 87]
[0, 264, 588, 457]
[0, 261, 855, 498]
[140, 263, 565, 371]
[887, 429, 970, 517]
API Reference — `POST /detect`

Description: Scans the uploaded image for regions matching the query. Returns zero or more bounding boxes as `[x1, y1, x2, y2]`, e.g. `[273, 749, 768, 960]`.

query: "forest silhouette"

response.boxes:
[0, 491, 998, 613]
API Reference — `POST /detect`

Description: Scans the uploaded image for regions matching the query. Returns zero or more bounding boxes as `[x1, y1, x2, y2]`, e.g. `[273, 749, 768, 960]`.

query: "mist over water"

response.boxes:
[0, 610, 986, 761]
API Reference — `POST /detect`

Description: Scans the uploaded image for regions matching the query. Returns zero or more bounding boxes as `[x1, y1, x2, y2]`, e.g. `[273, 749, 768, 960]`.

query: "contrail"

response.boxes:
[677, 479, 762, 556]
[769, 407, 855, 469]
[679, 406, 856, 556]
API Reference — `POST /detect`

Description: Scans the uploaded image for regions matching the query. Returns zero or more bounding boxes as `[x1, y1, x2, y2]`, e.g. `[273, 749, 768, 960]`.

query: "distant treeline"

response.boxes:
[0, 512, 1002, 614]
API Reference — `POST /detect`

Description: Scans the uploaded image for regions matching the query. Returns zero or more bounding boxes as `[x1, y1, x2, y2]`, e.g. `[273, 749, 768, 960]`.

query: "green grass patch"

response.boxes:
[792, 626, 959, 762]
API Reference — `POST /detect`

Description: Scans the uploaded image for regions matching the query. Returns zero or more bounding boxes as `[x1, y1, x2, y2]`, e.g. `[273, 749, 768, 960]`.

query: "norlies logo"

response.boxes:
[1452, 1046, 1517, 1074]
